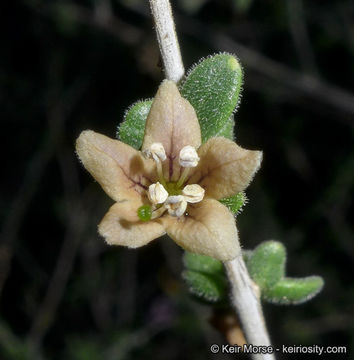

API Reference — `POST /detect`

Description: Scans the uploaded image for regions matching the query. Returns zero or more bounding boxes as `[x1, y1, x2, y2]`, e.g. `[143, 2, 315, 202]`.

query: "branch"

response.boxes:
[224, 256, 275, 360]
[148, 1, 274, 358]
[149, 0, 184, 82]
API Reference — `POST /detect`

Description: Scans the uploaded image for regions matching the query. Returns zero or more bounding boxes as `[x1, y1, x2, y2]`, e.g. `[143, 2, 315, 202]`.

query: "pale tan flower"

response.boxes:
[76, 80, 262, 261]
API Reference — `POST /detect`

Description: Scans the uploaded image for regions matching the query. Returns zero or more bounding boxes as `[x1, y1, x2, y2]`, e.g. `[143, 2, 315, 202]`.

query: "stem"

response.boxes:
[224, 256, 275, 360]
[149, 1, 274, 357]
[149, 0, 185, 82]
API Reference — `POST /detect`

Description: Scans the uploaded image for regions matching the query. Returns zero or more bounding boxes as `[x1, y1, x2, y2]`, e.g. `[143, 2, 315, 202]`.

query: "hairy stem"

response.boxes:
[224, 256, 275, 360]
[149, 1, 274, 357]
[149, 0, 185, 82]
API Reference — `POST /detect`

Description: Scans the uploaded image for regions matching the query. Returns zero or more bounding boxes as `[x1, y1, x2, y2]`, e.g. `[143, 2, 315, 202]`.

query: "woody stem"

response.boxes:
[224, 256, 275, 360]
[149, 0, 185, 83]
[149, 1, 274, 358]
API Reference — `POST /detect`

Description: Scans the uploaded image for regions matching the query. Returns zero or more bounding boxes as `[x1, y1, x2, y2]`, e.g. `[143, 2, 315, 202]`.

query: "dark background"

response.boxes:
[1, 0, 353, 359]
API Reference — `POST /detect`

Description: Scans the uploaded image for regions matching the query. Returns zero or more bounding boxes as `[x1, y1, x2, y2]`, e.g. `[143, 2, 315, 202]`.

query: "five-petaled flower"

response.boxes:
[76, 80, 262, 261]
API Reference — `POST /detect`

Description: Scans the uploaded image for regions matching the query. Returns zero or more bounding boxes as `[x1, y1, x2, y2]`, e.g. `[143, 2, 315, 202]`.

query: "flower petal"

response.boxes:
[142, 80, 201, 181]
[99, 201, 165, 247]
[161, 199, 240, 261]
[76, 130, 156, 202]
[188, 137, 262, 199]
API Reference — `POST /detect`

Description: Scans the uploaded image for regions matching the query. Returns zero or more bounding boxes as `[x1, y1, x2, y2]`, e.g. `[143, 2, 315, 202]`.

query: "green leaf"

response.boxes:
[182, 270, 227, 303]
[215, 116, 234, 140]
[117, 100, 152, 149]
[183, 251, 223, 274]
[182, 252, 226, 303]
[181, 53, 243, 142]
[219, 192, 246, 214]
[245, 241, 324, 305]
[263, 276, 324, 305]
[247, 241, 286, 289]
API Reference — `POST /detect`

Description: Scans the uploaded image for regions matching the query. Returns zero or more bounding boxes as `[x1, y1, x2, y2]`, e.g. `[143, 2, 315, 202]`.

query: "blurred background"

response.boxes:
[1, 0, 354, 359]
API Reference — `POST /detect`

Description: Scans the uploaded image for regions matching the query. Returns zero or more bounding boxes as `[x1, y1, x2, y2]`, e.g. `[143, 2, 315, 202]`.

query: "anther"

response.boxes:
[177, 146, 200, 188]
[143, 142, 166, 162]
[179, 146, 199, 168]
[150, 204, 167, 219]
[143, 143, 167, 186]
[165, 195, 187, 217]
[182, 184, 205, 203]
[147, 182, 168, 204]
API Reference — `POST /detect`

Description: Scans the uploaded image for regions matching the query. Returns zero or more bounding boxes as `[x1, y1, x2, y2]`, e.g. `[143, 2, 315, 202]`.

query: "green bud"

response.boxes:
[219, 192, 246, 215]
[137, 205, 152, 222]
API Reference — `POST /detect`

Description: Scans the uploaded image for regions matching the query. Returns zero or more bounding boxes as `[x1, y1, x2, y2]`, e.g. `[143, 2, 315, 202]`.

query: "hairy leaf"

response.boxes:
[180, 53, 243, 142]
[117, 100, 152, 149]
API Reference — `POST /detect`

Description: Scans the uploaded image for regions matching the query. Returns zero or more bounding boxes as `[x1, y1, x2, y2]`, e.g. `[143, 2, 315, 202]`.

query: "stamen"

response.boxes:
[143, 142, 167, 186]
[143, 142, 166, 162]
[176, 167, 190, 188]
[150, 204, 167, 219]
[165, 195, 187, 217]
[179, 146, 199, 168]
[155, 160, 166, 187]
[176, 146, 200, 188]
[147, 182, 168, 204]
[182, 184, 205, 203]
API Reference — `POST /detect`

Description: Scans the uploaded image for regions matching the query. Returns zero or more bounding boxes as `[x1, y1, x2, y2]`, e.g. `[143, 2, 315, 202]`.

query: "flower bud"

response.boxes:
[179, 146, 199, 167]
[182, 184, 205, 203]
[147, 182, 168, 204]
[165, 195, 187, 217]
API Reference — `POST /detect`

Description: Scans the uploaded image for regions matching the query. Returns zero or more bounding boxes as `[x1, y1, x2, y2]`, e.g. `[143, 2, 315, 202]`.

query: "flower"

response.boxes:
[76, 80, 262, 261]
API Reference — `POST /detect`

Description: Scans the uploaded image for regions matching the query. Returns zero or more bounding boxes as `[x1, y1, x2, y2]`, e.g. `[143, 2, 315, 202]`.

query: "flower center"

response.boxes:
[138, 143, 205, 221]
[165, 182, 181, 196]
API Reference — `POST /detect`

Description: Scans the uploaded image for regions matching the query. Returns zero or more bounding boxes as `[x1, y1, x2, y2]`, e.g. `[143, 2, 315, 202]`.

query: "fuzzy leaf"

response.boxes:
[183, 251, 223, 274]
[219, 192, 246, 214]
[180, 53, 243, 142]
[245, 241, 324, 305]
[182, 270, 227, 303]
[215, 116, 234, 140]
[247, 241, 286, 289]
[263, 276, 324, 305]
[117, 100, 152, 149]
[182, 252, 226, 303]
